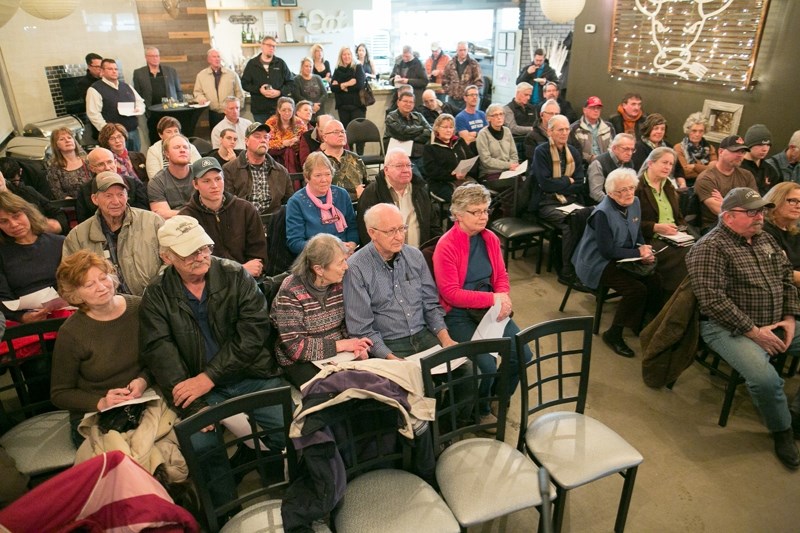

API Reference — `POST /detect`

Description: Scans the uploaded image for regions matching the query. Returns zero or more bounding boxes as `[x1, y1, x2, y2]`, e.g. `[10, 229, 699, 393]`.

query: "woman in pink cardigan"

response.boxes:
[432, 183, 532, 429]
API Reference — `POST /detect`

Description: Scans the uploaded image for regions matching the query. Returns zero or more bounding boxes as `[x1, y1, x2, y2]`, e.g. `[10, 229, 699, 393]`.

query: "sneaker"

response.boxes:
[480, 413, 498, 434]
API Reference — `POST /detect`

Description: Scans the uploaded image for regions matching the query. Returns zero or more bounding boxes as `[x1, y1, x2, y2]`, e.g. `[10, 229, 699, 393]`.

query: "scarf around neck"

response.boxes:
[549, 137, 575, 179]
[617, 103, 642, 134]
[305, 184, 347, 233]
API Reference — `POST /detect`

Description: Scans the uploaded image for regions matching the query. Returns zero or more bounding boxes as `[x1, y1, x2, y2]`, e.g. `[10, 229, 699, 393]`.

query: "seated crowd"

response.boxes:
[3, 40, 800, 524]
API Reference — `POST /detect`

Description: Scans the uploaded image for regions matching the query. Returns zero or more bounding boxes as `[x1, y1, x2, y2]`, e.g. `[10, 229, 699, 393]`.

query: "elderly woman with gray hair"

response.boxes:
[674, 111, 717, 184]
[573, 169, 664, 357]
[476, 103, 519, 182]
[433, 183, 531, 428]
[271, 233, 372, 387]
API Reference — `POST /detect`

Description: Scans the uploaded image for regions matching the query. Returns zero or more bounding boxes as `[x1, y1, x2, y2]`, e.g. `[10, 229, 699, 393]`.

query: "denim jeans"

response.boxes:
[125, 129, 141, 152]
[189, 376, 287, 507]
[445, 313, 532, 414]
[701, 320, 800, 432]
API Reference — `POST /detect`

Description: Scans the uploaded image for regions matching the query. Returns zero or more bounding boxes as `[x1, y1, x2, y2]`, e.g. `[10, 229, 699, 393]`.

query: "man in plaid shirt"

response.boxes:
[687, 187, 800, 470]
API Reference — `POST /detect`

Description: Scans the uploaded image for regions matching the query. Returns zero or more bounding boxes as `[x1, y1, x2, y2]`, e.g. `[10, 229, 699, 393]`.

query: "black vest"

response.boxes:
[508, 100, 537, 128]
[91, 80, 139, 132]
[597, 151, 632, 177]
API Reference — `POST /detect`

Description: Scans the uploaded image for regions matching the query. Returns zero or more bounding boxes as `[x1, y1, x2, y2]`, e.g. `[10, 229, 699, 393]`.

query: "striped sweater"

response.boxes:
[270, 274, 348, 366]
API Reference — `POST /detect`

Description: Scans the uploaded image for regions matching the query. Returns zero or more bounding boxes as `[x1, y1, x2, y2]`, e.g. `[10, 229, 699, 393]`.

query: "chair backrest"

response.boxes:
[189, 136, 214, 156]
[419, 338, 513, 450]
[419, 235, 440, 280]
[289, 172, 305, 192]
[514, 316, 593, 450]
[0, 318, 67, 431]
[173, 386, 296, 532]
[346, 119, 384, 155]
[565, 206, 595, 261]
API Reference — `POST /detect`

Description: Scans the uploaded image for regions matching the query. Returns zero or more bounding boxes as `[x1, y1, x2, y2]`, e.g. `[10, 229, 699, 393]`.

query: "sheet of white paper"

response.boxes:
[387, 138, 413, 156]
[453, 156, 479, 175]
[3, 286, 61, 311]
[470, 302, 510, 359]
[117, 102, 136, 116]
[405, 344, 467, 375]
[555, 203, 584, 214]
[498, 160, 528, 180]
[311, 352, 358, 369]
[657, 231, 694, 244]
[95, 388, 160, 413]
[617, 256, 643, 263]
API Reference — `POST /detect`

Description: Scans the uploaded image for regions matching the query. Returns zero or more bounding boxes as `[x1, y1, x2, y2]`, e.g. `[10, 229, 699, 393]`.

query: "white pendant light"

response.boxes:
[540, 0, 586, 24]
[19, 0, 77, 20]
[0, 0, 20, 28]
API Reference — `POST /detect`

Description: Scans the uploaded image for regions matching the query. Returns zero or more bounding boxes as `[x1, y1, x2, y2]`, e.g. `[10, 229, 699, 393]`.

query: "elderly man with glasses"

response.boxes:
[140, 214, 286, 507]
[687, 187, 800, 470]
[356, 148, 441, 247]
[587, 133, 637, 204]
[321, 119, 367, 201]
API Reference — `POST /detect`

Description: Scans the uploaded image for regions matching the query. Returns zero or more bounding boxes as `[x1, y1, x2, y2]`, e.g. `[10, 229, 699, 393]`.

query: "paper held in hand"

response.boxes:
[555, 203, 584, 214]
[470, 302, 511, 359]
[498, 160, 528, 180]
[386, 138, 413, 156]
[657, 231, 695, 245]
[3, 287, 66, 312]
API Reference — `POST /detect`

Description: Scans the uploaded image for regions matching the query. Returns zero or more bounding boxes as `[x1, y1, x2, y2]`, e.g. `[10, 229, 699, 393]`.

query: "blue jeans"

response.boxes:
[445, 313, 532, 415]
[126, 129, 141, 152]
[701, 320, 800, 432]
[189, 377, 287, 507]
[252, 112, 269, 124]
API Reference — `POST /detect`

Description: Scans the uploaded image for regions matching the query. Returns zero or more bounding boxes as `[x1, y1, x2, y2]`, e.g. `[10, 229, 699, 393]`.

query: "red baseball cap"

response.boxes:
[585, 96, 603, 108]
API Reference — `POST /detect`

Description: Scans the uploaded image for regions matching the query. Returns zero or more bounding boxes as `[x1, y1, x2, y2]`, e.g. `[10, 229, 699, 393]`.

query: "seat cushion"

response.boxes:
[222, 499, 331, 533]
[526, 411, 644, 490]
[436, 438, 544, 527]
[0, 411, 75, 476]
[490, 218, 545, 239]
[335, 469, 459, 533]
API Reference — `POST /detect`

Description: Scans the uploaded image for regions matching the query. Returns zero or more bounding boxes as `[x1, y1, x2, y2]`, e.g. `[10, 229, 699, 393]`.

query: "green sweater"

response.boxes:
[51, 295, 149, 418]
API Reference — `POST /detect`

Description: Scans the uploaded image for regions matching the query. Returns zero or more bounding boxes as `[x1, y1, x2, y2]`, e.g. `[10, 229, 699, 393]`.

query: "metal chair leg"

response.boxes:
[614, 465, 639, 533]
[558, 286, 572, 312]
[719, 367, 741, 427]
[551, 486, 568, 533]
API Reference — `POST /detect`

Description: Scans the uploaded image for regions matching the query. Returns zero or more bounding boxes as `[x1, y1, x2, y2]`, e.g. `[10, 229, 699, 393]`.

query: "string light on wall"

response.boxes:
[608, 0, 770, 91]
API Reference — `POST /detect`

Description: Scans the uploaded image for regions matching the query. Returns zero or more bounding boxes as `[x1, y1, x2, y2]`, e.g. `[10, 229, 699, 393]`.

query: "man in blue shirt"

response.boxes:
[455, 85, 486, 152]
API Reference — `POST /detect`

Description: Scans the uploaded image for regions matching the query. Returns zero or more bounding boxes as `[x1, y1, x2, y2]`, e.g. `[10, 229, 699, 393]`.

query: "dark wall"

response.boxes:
[566, 0, 800, 149]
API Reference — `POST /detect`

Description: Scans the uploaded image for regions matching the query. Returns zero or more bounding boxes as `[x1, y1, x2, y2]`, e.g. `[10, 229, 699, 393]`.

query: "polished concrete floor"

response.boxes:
[475, 251, 800, 532]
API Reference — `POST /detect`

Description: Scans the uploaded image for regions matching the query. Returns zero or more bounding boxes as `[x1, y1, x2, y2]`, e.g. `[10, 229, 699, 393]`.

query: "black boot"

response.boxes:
[602, 326, 634, 358]
[772, 429, 800, 470]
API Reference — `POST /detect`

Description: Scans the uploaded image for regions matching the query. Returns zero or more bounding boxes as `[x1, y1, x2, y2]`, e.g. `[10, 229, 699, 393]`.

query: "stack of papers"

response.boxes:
[657, 231, 695, 246]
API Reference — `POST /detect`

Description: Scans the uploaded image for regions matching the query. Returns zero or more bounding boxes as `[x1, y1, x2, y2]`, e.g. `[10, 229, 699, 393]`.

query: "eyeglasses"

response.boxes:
[372, 225, 409, 237]
[176, 244, 214, 261]
[617, 147, 636, 153]
[465, 208, 493, 217]
[389, 163, 413, 170]
[613, 186, 637, 194]
[729, 208, 766, 217]
[324, 130, 346, 136]
[785, 198, 800, 206]
[465, 93, 479, 98]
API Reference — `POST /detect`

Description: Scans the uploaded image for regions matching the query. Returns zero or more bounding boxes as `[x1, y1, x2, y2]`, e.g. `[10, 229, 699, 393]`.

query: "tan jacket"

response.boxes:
[63, 207, 164, 296]
[193, 66, 245, 112]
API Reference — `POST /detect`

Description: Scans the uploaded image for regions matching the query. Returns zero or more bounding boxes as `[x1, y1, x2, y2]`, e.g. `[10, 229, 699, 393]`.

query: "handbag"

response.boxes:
[616, 257, 658, 279]
[359, 83, 376, 107]
[97, 403, 147, 434]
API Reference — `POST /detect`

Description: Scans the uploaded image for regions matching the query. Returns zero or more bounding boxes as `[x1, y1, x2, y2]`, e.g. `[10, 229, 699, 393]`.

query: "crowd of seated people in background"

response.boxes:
[4, 37, 800, 519]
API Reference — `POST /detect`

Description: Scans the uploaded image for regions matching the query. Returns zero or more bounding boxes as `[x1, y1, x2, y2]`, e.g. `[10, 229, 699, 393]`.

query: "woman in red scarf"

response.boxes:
[98, 123, 147, 183]
[422, 113, 478, 202]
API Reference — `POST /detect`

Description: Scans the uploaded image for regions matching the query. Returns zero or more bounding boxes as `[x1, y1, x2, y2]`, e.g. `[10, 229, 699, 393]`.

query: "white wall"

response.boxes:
[0, 0, 145, 129]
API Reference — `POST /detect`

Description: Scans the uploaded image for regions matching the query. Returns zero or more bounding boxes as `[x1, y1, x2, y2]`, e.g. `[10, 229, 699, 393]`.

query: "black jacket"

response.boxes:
[241, 55, 294, 116]
[140, 257, 278, 417]
[356, 171, 441, 245]
[389, 57, 428, 106]
[331, 64, 366, 110]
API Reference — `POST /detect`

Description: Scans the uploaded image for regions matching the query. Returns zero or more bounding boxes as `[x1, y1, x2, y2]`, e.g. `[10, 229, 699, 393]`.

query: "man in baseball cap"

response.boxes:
[571, 95, 615, 164]
[63, 170, 164, 296]
[178, 157, 267, 278]
[142, 213, 284, 506]
[742, 124, 781, 194]
[693, 135, 758, 232]
[687, 186, 800, 469]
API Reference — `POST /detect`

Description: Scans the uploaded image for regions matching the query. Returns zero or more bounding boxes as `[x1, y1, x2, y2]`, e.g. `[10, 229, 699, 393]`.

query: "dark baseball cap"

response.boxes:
[718, 135, 749, 152]
[721, 187, 774, 212]
[191, 157, 222, 179]
[245, 122, 271, 137]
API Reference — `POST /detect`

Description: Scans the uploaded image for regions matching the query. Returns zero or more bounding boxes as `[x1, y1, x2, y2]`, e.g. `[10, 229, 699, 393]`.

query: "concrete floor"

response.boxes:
[475, 251, 800, 532]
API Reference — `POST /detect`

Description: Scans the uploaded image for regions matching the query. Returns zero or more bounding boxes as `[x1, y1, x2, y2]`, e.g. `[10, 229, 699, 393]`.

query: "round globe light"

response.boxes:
[540, 0, 586, 24]
[20, 0, 77, 20]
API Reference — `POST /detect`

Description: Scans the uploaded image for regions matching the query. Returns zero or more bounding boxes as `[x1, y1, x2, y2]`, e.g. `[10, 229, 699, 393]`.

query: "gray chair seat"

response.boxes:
[336, 469, 459, 533]
[436, 437, 547, 527]
[526, 412, 643, 490]
[221, 499, 331, 533]
[0, 410, 75, 476]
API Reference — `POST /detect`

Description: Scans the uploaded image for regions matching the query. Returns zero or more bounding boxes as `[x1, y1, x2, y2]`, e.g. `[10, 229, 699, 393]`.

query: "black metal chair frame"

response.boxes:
[345, 118, 385, 169]
[516, 316, 639, 533]
[173, 387, 296, 533]
[488, 175, 546, 271]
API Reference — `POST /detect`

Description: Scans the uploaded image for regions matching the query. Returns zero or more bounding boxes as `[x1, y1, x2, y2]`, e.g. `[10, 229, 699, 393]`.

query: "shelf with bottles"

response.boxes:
[208, 6, 295, 24]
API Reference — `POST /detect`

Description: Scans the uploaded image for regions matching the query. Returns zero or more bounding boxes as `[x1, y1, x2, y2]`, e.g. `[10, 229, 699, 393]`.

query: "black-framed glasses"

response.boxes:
[372, 225, 409, 237]
[465, 208, 493, 217]
[324, 130, 346, 136]
[729, 208, 766, 217]
[785, 198, 800, 206]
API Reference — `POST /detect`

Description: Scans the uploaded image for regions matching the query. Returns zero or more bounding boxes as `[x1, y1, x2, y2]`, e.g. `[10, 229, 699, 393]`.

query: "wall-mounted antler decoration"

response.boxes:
[163, 0, 180, 19]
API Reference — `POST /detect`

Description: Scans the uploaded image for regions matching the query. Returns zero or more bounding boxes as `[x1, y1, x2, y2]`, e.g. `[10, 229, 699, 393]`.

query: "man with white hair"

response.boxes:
[441, 41, 483, 111]
[586, 133, 637, 204]
[524, 98, 560, 160]
[767, 130, 800, 184]
[390, 45, 428, 107]
[140, 214, 285, 506]
[210, 96, 251, 150]
[194, 48, 245, 129]
[503, 82, 537, 136]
